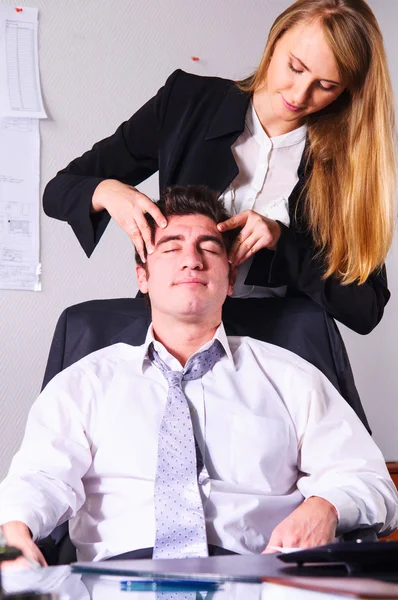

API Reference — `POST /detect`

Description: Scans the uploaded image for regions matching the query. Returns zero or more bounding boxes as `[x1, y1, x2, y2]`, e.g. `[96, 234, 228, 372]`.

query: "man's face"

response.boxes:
[136, 214, 235, 323]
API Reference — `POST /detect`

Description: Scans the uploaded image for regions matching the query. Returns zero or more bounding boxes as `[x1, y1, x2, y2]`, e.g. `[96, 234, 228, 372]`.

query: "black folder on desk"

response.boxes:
[277, 542, 398, 571]
[72, 544, 398, 586]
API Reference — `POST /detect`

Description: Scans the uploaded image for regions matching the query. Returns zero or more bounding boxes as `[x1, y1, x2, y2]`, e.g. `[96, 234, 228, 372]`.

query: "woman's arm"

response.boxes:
[246, 223, 390, 334]
[43, 70, 181, 257]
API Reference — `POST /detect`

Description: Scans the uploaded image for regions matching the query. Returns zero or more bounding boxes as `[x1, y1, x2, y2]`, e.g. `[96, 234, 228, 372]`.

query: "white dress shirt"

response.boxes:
[220, 101, 307, 298]
[0, 325, 396, 562]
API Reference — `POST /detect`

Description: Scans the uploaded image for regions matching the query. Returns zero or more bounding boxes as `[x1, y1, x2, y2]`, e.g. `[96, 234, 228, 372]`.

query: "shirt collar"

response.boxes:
[247, 101, 307, 149]
[140, 322, 235, 372]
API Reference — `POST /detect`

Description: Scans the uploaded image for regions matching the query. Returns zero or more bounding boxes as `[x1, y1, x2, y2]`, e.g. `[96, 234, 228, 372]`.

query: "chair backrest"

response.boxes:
[43, 296, 369, 429]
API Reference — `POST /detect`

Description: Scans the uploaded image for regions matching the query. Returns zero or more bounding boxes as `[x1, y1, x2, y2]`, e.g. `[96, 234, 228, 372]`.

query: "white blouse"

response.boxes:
[220, 101, 307, 298]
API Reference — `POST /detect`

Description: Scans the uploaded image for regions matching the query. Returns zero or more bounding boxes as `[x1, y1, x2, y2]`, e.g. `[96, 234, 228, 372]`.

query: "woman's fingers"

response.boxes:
[141, 197, 167, 230]
[127, 219, 147, 263]
[217, 212, 248, 233]
[92, 180, 167, 262]
[133, 196, 167, 258]
[134, 216, 153, 258]
[232, 233, 268, 267]
[221, 211, 281, 266]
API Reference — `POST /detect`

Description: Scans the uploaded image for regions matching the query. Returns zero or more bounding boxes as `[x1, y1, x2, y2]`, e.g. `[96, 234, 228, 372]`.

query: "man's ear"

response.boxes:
[136, 264, 149, 294]
[227, 265, 237, 296]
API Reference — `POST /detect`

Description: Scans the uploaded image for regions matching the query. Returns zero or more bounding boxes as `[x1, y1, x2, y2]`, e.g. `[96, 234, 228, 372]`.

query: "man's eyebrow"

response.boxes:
[197, 235, 225, 249]
[290, 53, 341, 85]
[155, 233, 225, 249]
[156, 234, 184, 248]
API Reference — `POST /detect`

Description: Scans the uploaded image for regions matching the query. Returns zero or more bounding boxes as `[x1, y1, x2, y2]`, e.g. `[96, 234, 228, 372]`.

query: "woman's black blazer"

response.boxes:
[43, 69, 390, 334]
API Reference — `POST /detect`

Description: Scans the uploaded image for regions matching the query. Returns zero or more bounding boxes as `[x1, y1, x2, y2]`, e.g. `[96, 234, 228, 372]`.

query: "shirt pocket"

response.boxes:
[230, 413, 289, 491]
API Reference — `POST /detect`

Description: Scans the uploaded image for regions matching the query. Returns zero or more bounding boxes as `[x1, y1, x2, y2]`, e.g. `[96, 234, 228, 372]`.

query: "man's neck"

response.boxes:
[151, 313, 221, 366]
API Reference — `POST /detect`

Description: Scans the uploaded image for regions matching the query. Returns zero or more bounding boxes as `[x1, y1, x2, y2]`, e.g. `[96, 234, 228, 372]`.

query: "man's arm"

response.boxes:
[0, 364, 96, 547]
[264, 361, 398, 551]
[299, 367, 398, 536]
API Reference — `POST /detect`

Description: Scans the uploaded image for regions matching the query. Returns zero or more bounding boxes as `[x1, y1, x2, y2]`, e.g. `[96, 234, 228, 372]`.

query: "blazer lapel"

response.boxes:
[203, 84, 251, 194]
[169, 84, 251, 195]
[205, 84, 250, 141]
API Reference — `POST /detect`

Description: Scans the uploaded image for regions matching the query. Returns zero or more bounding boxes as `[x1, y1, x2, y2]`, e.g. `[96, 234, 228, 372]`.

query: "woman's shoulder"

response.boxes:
[163, 69, 238, 97]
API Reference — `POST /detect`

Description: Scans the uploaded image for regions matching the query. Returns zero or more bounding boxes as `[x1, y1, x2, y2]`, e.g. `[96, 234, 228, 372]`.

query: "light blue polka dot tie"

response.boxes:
[149, 339, 225, 559]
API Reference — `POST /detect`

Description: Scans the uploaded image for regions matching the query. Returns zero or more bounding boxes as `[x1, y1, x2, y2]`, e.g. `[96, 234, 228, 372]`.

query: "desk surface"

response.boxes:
[1, 562, 265, 599]
[2, 555, 398, 599]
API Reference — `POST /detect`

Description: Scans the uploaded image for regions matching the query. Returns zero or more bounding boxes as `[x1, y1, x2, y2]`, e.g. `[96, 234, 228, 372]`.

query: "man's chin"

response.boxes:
[177, 302, 209, 319]
[167, 299, 215, 322]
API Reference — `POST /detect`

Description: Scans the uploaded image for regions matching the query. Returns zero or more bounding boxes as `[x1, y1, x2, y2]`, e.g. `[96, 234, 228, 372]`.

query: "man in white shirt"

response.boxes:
[0, 185, 397, 566]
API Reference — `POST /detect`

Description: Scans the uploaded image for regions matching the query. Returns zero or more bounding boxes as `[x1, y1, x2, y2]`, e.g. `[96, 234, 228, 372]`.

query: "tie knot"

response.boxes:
[149, 339, 225, 385]
[165, 370, 183, 387]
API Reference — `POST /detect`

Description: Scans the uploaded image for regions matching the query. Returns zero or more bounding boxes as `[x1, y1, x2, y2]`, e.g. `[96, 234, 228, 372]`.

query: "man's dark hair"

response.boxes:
[134, 185, 238, 267]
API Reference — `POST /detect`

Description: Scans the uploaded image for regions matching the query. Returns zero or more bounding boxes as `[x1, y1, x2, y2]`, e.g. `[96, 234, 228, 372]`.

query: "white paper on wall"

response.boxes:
[0, 116, 41, 291]
[0, 5, 46, 119]
[0, 5, 44, 291]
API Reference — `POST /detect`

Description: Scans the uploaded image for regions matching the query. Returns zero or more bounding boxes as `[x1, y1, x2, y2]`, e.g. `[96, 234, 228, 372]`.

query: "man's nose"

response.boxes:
[181, 247, 203, 270]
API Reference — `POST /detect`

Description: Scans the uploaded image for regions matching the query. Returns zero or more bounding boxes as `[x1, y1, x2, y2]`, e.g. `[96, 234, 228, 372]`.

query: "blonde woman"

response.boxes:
[44, 0, 395, 335]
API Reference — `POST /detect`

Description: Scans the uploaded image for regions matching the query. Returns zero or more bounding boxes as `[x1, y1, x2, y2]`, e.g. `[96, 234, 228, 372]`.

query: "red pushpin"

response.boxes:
[191, 56, 200, 62]
[15, 7, 23, 11]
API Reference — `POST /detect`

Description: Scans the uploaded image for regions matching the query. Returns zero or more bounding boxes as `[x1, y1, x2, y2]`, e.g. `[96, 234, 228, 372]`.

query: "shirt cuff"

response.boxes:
[0, 508, 42, 541]
[304, 489, 361, 535]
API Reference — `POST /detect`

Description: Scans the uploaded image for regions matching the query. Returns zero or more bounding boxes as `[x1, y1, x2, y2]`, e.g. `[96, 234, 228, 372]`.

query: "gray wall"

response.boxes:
[0, 0, 397, 479]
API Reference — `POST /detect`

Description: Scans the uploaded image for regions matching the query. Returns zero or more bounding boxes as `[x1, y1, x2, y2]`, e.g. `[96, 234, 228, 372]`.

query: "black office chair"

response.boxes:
[38, 296, 375, 564]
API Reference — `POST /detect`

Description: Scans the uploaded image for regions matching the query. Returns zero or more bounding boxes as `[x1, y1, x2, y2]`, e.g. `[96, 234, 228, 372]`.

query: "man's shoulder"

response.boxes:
[46, 342, 144, 389]
[228, 335, 320, 377]
[72, 342, 143, 372]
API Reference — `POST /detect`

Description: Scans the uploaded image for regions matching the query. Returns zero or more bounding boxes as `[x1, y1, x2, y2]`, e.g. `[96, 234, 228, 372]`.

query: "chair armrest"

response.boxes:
[342, 528, 378, 542]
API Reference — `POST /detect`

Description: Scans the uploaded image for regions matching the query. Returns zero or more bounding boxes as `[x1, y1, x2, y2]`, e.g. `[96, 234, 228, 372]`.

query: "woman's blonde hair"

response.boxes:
[239, 0, 396, 284]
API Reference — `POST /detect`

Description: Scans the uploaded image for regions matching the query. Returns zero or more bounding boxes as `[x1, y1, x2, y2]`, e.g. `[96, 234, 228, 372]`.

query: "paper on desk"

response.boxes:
[267, 546, 301, 553]
[0, 116, 41, 290]
[0, 5, 46, 118]
[261, 577, 398, 599]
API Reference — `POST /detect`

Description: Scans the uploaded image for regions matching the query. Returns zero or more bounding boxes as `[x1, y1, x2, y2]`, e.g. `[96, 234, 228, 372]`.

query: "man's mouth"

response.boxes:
[174, 279, 207, 286]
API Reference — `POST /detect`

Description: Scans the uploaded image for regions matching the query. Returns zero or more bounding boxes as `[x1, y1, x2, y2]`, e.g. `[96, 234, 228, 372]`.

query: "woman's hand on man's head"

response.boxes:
[217, 210, 281, 267]
[92, 180, 167, 263]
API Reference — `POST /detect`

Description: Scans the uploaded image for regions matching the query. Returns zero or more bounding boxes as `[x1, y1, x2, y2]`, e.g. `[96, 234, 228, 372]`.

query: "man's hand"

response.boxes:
[1, 521, 47, 566]
[263, 497, 338, 553]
